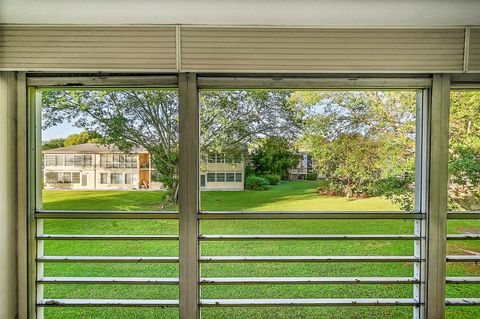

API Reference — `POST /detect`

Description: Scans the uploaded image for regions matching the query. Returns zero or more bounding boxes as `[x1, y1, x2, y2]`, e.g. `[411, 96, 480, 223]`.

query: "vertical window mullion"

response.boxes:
[179, 73, 200, 319]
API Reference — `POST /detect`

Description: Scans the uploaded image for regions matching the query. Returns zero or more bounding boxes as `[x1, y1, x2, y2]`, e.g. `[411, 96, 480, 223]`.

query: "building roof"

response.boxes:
[42, 143, 148, 154]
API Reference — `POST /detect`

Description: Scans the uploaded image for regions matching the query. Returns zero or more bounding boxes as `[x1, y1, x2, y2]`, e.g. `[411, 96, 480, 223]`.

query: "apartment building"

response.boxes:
[43, 144, 245, 191]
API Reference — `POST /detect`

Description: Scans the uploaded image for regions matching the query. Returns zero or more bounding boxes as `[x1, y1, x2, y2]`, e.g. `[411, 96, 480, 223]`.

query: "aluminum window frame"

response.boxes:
[22, 73, 453, 319]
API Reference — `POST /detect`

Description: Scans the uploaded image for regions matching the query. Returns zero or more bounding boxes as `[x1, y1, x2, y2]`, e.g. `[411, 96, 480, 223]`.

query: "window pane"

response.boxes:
[64, 155, 74, 166]
[207, 173, 215, 182]
[226, 173, 235, 182]
[216, 173, 225, 182]
[200, 90, 417, 211]
[41, 88, 179, 211]
[72, 172, 80, 184]
[100, 173, 108, 184]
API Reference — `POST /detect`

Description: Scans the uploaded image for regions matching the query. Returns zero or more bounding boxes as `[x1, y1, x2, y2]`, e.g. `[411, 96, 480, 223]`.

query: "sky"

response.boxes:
[42, 120, 82, 141]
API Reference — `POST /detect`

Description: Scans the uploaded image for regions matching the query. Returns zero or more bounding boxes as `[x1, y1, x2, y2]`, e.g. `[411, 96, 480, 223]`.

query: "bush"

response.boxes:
[261, 174, 281, 185]
[306, 172, 318, 181]
[245, 175, 270, 191]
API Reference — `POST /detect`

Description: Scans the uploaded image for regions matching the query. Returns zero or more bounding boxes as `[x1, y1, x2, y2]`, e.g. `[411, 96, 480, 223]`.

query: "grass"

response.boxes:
[41, 181, 479, 319]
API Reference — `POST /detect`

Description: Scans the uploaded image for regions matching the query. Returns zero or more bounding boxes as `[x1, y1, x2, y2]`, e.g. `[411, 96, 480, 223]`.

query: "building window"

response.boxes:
[200, 175, 206, 187]
[72, 172, 80, 184]
[235, 173, 242, 183]
[65, 155, 74, 166]
[100, 173, 108, 184]
[125, 173, 133, 184]
[216, 173, 226, 182]
[207, 173, 215, 182]
[226, 173, 235, 182]
[44, 155, 56, 167]
[111, 173, 123, 184]
[45, 172, 57, 183]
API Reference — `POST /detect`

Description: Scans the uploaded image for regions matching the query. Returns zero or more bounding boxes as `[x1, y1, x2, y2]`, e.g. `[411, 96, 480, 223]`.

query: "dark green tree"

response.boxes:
[42, 138, 65, 150]
[250, 136, 300, 179]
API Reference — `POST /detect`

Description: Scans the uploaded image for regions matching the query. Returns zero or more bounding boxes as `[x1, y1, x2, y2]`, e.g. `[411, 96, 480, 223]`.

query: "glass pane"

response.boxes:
[41, 88, 179, 211]
[448, 91, 480, 212]
[200, 90, 417, 211]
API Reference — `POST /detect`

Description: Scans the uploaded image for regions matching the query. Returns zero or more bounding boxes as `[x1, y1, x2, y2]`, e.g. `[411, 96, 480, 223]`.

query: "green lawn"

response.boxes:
[41, 181, 479, 319]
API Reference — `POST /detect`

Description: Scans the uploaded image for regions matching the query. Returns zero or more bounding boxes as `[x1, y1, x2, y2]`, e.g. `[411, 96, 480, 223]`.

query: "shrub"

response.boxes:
[306, 172, 318, 181]
[261, 174, 281, 185]
[245, 175, 270, 191]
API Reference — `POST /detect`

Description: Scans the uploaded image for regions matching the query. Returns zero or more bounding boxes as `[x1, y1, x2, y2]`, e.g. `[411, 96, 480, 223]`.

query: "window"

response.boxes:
[44, 155, 56, 166]
[125, 173, 133, 184]
[55, 155, 64, 166]
[216, 173, 225, 182]
[200, 175, 206, 187]
[226, 173, 235, 182]
[65, 155, 74, 166]
[111, 173, 123, 184]
[235, 173, 242, 183]
[72, 172, 80, 183]
[207, 173, 215, 182]
[100, 173, 108, 184]
[45, 172, 57, 183]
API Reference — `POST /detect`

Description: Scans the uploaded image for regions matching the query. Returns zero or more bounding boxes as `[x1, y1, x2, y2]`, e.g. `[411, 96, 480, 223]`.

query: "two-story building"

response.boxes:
[43, 143, 245, 191]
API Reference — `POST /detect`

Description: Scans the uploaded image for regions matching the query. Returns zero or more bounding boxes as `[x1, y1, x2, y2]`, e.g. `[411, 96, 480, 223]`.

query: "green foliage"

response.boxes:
[42, 138, 65, 150]
[448, 91, 480, 210]
[64, 131, 101, 147]
[306, 172, 318, 181]
[261, 174, 281, 185]
[245, 175, 270, 191]
[250, 136, 300, 178]
[299, 91, 416, 200]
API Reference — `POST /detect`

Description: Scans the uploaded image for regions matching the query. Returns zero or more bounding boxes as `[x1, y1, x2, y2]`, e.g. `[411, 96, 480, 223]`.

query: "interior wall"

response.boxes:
[0, 71, 18, 319]
[1, 0, 480, 26]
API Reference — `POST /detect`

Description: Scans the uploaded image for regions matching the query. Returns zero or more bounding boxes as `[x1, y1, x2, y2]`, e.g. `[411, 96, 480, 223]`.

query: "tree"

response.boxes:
[299, 91, 417, 199]
[64, 131, 101, 147]
[250, 136, 300, 178]
[448, 91, 480, 210]
[306, 133, 384, 196]
[42, 138, 65, 150]
[43, 89, 303, 204]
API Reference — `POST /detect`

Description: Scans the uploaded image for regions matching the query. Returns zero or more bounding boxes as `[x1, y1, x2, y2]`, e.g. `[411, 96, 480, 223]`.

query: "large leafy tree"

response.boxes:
[299, 91, 417, 200]
[449, 91, 480, 210]
[42, 89, 303, 204]
[250, 136, 300, 178]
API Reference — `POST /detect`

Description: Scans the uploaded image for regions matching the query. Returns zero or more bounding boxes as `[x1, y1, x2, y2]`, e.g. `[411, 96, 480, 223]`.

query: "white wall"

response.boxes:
[1, 0, 480, 26]
[0, 72, 17, 319]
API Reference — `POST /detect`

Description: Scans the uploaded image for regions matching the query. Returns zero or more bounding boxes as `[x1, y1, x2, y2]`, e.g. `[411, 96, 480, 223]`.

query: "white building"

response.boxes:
[42, 143, 162, 190]
[43, 144, 245, 191]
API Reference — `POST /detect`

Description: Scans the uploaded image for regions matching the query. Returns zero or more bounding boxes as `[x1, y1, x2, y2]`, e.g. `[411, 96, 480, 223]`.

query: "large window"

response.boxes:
[38, 86, 180, 319]
[446, 90, 480, 319]
[30, 76, 476, 319]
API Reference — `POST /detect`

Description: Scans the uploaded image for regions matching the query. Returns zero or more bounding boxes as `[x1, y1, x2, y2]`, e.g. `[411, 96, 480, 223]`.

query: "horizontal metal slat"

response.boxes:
[446, 277, 480, 284]
[446, 255, 480, 262]
[200, 298, 419, 307]
[200, 277, 419, 285]
[37, 234, 178, 241]
[447, 212, 480, 219]
[199, 211, 424, 220]
[38, 277, 179, 285]
[447, 234, 480, 240]
[445, 298, 480, 306]
[35, 210, 179, 219]
[38, 256, 179, 263]
[200, 234, 419, 241]
[38, 299, 179, 307]
[200, 256, 419, 263]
